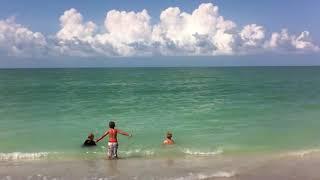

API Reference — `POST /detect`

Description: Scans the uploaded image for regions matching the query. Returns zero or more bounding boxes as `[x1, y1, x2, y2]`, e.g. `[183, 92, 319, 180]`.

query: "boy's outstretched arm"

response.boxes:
[96, 131, 109, 143]
[117, 129, 132, 137]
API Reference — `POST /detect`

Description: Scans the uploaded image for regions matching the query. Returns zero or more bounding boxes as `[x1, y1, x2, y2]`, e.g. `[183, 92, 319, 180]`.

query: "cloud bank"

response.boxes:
[0, 3, 319, 58]
[0, 17, 47, 57]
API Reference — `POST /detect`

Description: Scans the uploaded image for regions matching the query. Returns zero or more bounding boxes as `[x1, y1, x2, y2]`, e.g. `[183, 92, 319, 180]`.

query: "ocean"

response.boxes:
[0, 67, 320, 180]
[1, 67, 320, 179]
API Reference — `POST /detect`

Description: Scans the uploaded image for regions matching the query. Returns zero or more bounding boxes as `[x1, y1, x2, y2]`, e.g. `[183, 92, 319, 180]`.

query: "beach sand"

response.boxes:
[1, 150, 320, 180]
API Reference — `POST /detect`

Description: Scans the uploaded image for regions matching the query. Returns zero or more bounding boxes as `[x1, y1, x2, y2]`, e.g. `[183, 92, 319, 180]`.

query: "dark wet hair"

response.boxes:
[88, 133, 94, 139]
[109, 121, 115, 129]
[166, 132, 172, 139]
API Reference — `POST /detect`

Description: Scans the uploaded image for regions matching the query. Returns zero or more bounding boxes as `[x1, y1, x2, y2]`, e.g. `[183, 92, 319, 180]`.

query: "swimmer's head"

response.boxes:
[166, 132, 173, 139]
[88, 133, 94, 140]
[109, 121, 115, 129]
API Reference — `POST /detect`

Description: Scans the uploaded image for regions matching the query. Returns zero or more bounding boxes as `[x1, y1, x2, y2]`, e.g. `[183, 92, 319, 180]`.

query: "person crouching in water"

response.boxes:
[83, 133, 97, 147]
[96, 121, 132, 159]
[163, 132, 174, 145]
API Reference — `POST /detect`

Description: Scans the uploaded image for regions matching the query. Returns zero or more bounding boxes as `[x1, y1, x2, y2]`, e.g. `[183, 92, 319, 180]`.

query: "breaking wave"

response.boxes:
[182, 148, 223, 156]
[0, 148, 223, 161]
[170, 171, 236, 180]
[285, 149, 320, 157]
[0, 152, 50, 160]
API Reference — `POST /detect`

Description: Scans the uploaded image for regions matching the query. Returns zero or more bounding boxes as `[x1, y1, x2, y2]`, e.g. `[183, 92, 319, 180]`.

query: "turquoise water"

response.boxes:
[1, 67, 320, 159]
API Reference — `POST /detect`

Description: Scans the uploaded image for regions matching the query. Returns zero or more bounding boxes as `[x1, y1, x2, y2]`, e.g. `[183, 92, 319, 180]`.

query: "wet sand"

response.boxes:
[1, 151, 320, 180]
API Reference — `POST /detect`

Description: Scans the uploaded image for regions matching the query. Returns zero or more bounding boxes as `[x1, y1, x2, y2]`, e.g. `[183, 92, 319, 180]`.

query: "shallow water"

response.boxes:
[2, 152, 320, 180]
[1, 67, 320, 160]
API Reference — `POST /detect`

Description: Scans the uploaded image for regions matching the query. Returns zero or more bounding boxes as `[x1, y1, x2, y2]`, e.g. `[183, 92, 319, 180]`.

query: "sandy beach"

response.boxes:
[1, 150, 320, 180]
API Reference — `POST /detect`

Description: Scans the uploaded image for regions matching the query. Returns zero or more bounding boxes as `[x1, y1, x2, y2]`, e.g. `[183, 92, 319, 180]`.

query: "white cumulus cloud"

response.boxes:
[57, 8, 96, 42]
[240, 24, 265, 47]
[265, 29, 319, 53]
[104, 9, 152, 43]
[94, 9, 153, 56]
[54, 8, 99, 57]
[0, 3, 318, 58]
[0, 17, 47, 57]
[152, 3, 237, 55]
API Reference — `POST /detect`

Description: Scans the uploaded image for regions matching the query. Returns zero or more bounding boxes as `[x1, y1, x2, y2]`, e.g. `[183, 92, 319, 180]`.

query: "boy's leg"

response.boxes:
[110, 143, 118, 159]
[114, 143, 118, 159]
[107, 143, 112, 159]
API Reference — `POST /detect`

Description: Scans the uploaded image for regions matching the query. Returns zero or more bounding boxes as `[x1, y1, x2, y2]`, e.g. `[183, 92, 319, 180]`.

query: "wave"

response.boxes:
[119, 149, 155, 157]
[182, 148, 223, 156]
[286, 149, 320, 157]
[119, 148, 223, 157]
[171, 171, 236, 180]
[0, 152, 50, 160]
[0, 148, 223, 161]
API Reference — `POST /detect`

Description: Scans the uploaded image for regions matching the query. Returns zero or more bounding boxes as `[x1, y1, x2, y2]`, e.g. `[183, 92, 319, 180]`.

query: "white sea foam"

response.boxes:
[182, 148, 223, 156]
[286, 149, 320, 157]
[0, 152, 49, 160]
[120, 148, 223, 157]
[119, 149, 155, 157]
[0, 148, 223, 161]
[171, 171, 236, 180]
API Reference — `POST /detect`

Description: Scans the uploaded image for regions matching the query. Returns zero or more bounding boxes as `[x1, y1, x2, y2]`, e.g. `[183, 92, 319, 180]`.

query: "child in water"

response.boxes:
[96, 121, 132, 159]
[163, 132, 174, 145]
[83, 133, 96, 147]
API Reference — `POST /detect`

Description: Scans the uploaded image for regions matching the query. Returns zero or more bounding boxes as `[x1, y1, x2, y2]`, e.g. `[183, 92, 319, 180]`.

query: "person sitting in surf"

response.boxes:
[83, 133, 97, 147]
[163, 132, 174, 145]
[95, 121, 132, 159]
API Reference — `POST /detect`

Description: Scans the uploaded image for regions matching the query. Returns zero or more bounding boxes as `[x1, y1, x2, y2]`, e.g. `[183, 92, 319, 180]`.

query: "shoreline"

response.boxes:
[1, 146, 318, 161]
[2, 150, 320, 179]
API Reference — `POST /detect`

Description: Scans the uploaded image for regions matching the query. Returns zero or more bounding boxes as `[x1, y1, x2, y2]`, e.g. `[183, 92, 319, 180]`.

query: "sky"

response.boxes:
[0, 0, 319, 67]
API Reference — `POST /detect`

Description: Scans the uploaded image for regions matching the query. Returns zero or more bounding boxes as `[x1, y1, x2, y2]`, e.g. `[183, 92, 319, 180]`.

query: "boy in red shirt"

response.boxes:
[96, 121, 132, 159]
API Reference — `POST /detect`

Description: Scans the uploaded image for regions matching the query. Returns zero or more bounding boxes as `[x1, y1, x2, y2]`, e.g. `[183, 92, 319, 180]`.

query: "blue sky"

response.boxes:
[0, 0, 319, 67]
[1, 0, 319, 36]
